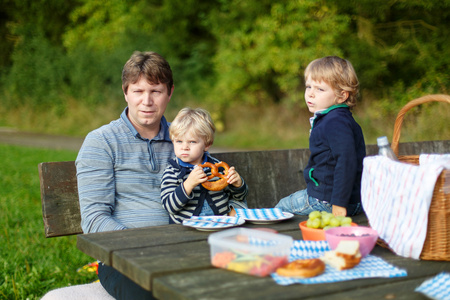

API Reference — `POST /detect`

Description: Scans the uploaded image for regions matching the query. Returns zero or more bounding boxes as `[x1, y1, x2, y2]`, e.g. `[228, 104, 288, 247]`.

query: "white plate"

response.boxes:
[243, 212, 294, 224]
[182, 216, 245, 231]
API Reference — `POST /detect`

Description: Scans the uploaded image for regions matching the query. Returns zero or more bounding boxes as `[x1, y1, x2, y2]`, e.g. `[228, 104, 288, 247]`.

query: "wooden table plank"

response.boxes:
[77, 224, 211, 264]
[152, 244, 448, 300]
[77, 213, 368, 265]
[113, 240, 211, 291]
[76, 212, 448, 300]
[153, 268, 433, 300]
[102, 216, 310, 289]
[76, 215, 305, 264]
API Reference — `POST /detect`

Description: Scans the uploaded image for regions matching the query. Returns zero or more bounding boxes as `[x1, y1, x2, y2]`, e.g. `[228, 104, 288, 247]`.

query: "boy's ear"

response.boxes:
[337, 91, 349, 103]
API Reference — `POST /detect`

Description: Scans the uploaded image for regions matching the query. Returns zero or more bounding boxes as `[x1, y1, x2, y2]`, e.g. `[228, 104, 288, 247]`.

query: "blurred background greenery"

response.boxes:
[0, 0, 448, 150]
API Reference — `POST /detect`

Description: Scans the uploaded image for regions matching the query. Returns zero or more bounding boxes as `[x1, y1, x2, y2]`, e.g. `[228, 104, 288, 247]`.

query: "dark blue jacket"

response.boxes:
[304, 105, 365, 208]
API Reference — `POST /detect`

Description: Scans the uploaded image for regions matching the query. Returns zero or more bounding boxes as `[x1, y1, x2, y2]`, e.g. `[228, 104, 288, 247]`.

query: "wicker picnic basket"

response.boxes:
[378, 94, 450, 261]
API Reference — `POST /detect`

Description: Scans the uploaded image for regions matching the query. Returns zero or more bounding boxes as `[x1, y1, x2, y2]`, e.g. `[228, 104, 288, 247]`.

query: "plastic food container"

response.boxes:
[325, 226, 378, 257]
[208, 228, 293, 277]
[299, 221, 358, 241]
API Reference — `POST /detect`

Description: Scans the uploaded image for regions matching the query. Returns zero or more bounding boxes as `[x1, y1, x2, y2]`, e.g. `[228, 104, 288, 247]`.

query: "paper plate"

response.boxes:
[182, 216, 245, 231]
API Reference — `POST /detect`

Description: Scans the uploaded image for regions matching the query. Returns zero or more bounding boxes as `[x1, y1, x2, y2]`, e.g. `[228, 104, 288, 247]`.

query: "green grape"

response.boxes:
[329, 217, 340, 227]
[321, 214, 332, 226]
[308, 210, 322, 220]
[341, 217, 352, 225]
[311, 218, 321, 229]
[320, 218, 328, 229]
[306, 218, 314, 228]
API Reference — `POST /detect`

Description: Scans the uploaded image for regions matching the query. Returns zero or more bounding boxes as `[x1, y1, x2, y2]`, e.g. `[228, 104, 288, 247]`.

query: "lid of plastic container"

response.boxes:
[377, 136, 389, 146]
[207, 227, 293, 251]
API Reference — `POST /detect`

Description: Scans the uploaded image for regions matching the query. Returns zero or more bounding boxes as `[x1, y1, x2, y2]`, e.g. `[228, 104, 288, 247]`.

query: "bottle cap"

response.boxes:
[377, 136, 389, 146]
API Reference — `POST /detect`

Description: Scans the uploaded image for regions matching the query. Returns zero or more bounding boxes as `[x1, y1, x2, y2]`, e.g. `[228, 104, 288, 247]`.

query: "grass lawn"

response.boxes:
[0, 144, 97, 299]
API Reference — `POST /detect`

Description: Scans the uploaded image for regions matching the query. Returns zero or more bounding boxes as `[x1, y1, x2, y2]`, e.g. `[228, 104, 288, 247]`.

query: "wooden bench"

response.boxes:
[39, 140, 448, 238]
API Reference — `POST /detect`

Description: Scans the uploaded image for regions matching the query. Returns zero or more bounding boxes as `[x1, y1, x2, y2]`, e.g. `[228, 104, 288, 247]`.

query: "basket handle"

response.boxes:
[391, 94, 450, 155]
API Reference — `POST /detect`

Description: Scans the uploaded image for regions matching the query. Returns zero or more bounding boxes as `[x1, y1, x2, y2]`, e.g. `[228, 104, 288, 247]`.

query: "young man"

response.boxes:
[76, 51, 175, 299]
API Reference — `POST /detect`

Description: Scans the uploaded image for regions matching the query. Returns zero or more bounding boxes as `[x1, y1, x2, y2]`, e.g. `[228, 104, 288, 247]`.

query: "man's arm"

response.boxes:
[76, 132, 126, 233]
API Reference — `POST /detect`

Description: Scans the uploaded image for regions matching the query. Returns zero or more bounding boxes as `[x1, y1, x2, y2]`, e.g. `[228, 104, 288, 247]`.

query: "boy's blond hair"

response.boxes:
[304, 56, 359, 108]
[169, 107, 216, 147]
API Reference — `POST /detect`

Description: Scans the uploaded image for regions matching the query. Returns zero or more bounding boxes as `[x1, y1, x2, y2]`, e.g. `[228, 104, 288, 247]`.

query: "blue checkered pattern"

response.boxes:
[235, 208, 286, 220]
[415, 272, 450, 300]
[271, 240, 407, 285]
[247, 236, 279, 247]
[182, 216, 243, 229]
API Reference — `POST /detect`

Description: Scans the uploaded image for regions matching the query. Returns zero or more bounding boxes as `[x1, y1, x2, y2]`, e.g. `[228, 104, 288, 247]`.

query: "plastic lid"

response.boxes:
[377, 136, 389, 146]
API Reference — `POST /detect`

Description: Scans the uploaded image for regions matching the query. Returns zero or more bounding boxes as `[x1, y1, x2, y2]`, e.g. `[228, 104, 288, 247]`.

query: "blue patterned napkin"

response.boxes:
[182, 216, 244, 229]
[271, 240, 407, 285]
[235, 208, 286, 220]
[415, 272, 450, 300]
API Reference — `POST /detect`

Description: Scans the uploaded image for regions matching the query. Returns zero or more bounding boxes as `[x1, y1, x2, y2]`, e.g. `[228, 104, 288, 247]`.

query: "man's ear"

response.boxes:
[168, 85, 174, 97]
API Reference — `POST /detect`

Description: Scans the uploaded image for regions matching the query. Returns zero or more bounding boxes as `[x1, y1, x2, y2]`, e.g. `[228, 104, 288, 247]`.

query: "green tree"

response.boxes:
[1, 0, 78, 108]
[335, 0, 449, 106]
[206, 0, 349, 108]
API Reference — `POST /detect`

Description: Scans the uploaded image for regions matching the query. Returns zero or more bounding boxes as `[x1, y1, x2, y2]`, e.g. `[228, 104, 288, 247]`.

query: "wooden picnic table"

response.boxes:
[77, 214, 449, 300]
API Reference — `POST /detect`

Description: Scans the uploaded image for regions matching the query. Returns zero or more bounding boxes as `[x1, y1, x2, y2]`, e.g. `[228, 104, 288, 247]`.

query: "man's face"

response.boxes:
[124, 77, 174, 138]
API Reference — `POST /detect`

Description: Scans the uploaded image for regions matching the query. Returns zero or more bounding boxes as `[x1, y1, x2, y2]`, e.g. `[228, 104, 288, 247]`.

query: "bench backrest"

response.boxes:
[39, 161, 83, 237]
[39, 140, 448, 237]
[39, 149, 313, 237]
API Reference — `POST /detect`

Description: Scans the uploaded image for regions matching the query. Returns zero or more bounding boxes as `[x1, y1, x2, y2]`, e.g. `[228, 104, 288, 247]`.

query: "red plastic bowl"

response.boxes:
[299, 221, 357, 241]
[324, 226, 378, 257]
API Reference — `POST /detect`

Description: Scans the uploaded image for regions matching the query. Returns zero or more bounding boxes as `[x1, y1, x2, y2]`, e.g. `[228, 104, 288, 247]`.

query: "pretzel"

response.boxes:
[199, 161, 230, 191]
[276, 258, 325, 278]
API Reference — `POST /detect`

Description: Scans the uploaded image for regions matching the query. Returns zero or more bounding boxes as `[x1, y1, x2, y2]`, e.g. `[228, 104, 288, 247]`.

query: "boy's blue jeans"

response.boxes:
[275, 189, 362, 216]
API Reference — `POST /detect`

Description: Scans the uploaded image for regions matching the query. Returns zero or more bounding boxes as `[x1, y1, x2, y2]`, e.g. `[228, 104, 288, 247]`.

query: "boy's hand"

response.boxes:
[228, 207, 237, 216]
[226, 166, 243, 188]
[183, 165, 207, 195]
[332, 205, 347, 217]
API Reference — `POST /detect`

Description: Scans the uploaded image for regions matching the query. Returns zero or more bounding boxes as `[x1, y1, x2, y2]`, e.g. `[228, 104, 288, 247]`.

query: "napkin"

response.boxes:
[415, 272, 450, 300]
[419, 153, 450, 165]
[361, 155, 448, 259]
[271, 240, 407, 285]
[182, 216, 242, 229]
[235, 208, 286, 220]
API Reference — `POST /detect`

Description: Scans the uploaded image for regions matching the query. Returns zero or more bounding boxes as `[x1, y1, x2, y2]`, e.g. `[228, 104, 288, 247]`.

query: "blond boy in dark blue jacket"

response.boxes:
[276, 56, 365, 217]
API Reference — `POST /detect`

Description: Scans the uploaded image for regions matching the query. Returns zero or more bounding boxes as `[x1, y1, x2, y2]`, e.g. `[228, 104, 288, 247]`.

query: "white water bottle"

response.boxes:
[377, 136, 398, 161]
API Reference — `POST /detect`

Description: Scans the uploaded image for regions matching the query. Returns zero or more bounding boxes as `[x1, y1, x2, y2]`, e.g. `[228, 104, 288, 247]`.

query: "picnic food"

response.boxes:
[199, 161, 230, 191]
[306, 211, 353, 230]
[321, 240, 362, 270]
[211, 250, 289, 277]
[324, 226, 378, 257]
[276, 258, 325, 278]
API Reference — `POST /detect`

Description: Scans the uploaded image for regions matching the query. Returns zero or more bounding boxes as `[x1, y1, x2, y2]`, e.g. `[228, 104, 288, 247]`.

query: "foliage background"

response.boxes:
[0, 0, 449, 149]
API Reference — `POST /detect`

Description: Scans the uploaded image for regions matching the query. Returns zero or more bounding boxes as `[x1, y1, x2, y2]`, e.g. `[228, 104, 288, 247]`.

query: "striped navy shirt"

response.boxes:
[76, 108, 175, 233]
[161, 155, 249, 224]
